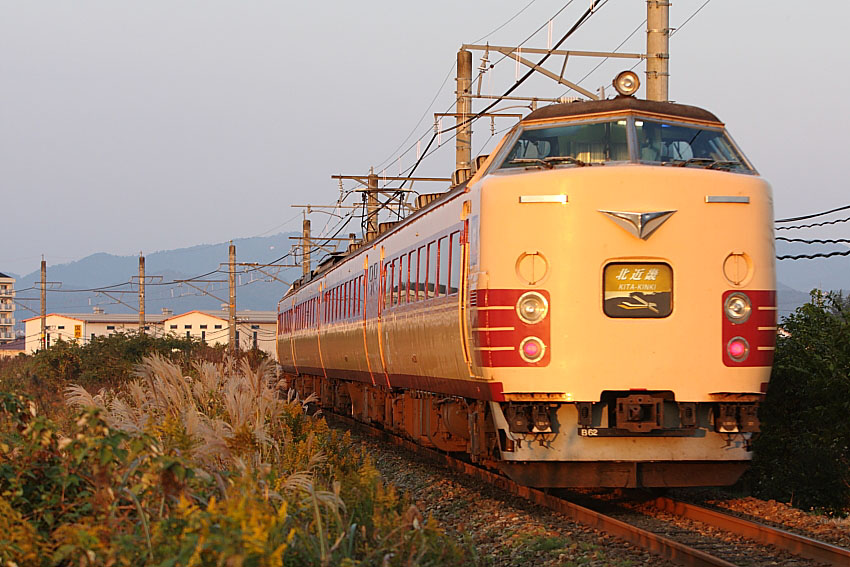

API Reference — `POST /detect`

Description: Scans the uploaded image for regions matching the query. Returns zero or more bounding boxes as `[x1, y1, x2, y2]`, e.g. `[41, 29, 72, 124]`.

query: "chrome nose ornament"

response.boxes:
[598, 210, 676, 240]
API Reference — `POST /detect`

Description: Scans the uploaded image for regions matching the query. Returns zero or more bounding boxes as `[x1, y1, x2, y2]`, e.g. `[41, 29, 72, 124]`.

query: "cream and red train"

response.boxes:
[277, 96, 776, 488]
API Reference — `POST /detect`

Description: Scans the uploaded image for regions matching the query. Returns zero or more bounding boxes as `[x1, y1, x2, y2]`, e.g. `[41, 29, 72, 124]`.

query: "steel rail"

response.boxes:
[329, 414, 735, 567]
[653, 497, 850, 566]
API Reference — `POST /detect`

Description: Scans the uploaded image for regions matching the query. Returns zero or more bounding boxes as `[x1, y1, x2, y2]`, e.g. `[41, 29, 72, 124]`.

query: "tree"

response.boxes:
[751, 291, 850, 515]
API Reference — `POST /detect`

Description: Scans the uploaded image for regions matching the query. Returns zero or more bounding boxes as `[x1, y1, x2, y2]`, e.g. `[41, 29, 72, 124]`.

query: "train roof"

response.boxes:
[523, 97, 722, 124]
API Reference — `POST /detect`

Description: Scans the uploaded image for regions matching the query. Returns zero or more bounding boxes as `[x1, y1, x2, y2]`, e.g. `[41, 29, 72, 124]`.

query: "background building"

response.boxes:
[162, 310, 277, 355]
[22, 309, 277, 359]
[0, 273, 15, 344]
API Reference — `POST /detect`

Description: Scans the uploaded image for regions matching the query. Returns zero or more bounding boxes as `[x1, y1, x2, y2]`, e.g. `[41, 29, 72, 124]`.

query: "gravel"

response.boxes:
[353, 432, 678, 566]
[672, 491, 850, 550]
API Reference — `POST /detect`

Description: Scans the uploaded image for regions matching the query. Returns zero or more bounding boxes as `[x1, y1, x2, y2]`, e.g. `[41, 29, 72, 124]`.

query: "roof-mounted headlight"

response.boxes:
[613, 70, 640, 97]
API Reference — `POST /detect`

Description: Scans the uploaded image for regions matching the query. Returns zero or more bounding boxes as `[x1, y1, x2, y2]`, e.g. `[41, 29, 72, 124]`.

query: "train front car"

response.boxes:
[471, 97, 775, 488]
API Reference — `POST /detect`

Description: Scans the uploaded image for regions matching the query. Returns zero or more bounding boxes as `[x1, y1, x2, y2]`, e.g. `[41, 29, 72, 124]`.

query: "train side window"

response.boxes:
[382, 263, 389, 307]
[406, 251, 414, 303]
[344, 281, 349, 318]
[415, 246, 423, 300]
[427, 241, 437, 299]
[357, 275, 362, 314]
[449, 231, 461, 294]
[397, 255, 405, 305]
[438, 236, 448, 297]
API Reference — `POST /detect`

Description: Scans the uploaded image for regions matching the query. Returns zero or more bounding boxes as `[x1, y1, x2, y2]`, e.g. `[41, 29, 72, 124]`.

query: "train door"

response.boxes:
[364, 250, 389, 386]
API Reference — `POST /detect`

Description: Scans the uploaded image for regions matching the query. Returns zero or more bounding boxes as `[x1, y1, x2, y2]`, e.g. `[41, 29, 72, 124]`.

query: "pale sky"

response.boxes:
[2, 1, 849, 277]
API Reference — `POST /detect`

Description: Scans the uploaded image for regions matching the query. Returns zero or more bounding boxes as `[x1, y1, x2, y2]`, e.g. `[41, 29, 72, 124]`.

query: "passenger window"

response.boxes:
[395, 256, 402, 305]
[383, 263, 391, 307]
[407, 251, 415, 303]
[450, 231, 461, 294]
[438, 236, 449, 297]
[390, 261, 397, 306]
[427, 242, 437, 299]
[417, 246, 426, 301]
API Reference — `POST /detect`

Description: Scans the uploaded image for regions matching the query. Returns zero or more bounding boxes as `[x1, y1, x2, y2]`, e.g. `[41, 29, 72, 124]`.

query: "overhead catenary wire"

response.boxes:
[400, 1, 609, 186]
[775, 216, 850, 231]
[377, 0, 585, 185]
[776, 237, 850, 245]
[777, 249, 850, 261]
[775, 203, 850, 224]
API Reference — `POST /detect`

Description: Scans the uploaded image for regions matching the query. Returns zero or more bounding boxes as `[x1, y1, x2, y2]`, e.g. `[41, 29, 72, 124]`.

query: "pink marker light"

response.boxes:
[523, 341, 540, 357]
[728, 338, 748, 360]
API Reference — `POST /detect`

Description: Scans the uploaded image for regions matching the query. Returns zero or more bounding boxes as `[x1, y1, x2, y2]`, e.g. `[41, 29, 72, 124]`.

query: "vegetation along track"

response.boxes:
[329, 412, 850, 566]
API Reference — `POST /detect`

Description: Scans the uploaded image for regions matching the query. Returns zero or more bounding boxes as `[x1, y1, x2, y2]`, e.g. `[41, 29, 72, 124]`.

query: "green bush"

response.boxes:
[751, 291, 850, 515]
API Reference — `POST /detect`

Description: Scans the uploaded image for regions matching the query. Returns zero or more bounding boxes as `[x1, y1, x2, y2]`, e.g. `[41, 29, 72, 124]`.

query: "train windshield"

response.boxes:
[635, 119, 752, 172]
[500, 119, 630, 168]
[497, 116, 754, 173]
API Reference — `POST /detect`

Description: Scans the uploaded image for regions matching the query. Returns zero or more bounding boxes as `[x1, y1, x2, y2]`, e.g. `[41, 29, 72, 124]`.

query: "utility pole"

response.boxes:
[229, 241, 236, 354]
[456, 49, 473, 179]
[138, 253, 145, 334]
[40, 257, 46, 350]
[646, 0, 670, 101]
[330, 174, 448, 241]
[366, 170, 379, 241]
[302, 217, 311, 277]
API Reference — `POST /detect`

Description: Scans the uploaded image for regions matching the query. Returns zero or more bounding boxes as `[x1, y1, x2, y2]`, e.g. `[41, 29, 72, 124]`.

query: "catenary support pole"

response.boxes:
[302, 217, 311, 277]
[456, 49, 473, 178]
[646, 0, 670, 101]
[40, 258, 46, 350]
[139, 253, 145, 334]
[229, 241, 236, 353]
[366, 171, 379, 242]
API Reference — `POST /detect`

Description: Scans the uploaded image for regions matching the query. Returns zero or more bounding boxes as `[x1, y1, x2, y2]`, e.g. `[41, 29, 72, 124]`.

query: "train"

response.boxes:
[277, 85, 776, 488]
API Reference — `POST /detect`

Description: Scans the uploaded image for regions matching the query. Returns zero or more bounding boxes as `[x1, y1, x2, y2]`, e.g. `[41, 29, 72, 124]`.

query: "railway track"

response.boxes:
[328, 413, 850, 567]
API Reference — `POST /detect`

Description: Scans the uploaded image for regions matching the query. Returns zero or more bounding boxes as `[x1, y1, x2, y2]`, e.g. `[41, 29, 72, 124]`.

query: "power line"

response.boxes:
[401, 1, 609, 186]
[376, 0, 584, 182]
[775, 203, 850, 224]
[777, 249, 850, 261]
[776, 237, 850, 245]
[472, 0, 541, 44]
[669, 0, 714, 37]
[775, 216, 850, 231]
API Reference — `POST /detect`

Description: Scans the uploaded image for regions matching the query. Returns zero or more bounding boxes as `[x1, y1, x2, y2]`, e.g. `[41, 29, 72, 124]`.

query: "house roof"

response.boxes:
[163, 310, 276, 323]
[23, 310, 276, 325]
[22, 313, 167, 324]
[0, 338, 24, 351]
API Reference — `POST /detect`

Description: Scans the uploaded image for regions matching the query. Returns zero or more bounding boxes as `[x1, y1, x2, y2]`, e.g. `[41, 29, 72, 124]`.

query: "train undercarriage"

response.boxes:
[287, 373, 760, 489]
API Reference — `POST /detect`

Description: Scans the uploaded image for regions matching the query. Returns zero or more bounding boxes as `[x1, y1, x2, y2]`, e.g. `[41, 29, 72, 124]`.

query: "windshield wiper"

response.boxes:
[543, 156, 590, 167]
[508, 156, 590, 169]
[666, 157, 741, 170]
[508, 158, 554, 169]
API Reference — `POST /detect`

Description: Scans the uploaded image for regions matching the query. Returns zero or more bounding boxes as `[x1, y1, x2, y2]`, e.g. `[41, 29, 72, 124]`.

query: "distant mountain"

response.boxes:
[14, 233, 301, 326]
[8, 233, 844, 330]
[775, 239, 849, 294]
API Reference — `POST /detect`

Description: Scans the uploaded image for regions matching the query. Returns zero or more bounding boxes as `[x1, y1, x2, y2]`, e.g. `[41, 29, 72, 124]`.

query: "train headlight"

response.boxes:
[516, 291, 548, 324]
[724, 292, 752, 324]
[519, 336, 546, 363]
[727, 337, 750, 362]
[613, 70, 640, 97]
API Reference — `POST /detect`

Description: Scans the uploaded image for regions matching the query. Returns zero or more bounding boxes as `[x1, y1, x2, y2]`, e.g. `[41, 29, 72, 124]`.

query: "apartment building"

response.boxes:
[0, 273, 15, 344]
